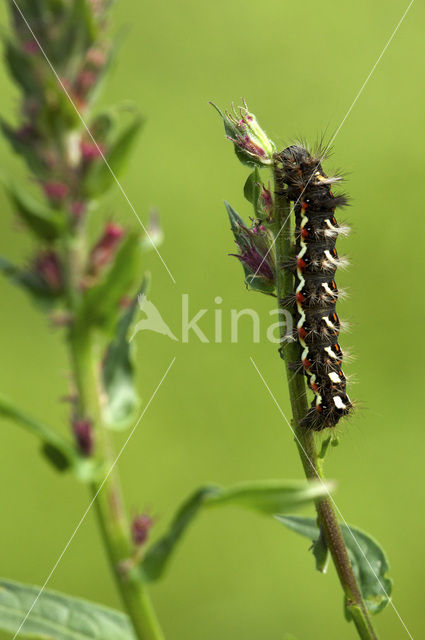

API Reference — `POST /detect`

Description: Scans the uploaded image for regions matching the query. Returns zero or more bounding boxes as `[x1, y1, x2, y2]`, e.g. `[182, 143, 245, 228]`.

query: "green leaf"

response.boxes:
[1, 176, 64, 241]
[0, 119, 47, 176]
[66, 0, 98, 51]
[3, 38, 39, 95]
[84, 112, 143, 196]
[225, 200, 247, 234]
[312, 529, 330, 573]
[205, 479, 333, 514]
[102, 277, 149, 429]
[244, 273, 276, 295]
[0, 257, 60, 308]
[0, 395, 101, 482]
[0, 394, 75, 472]
[140, 487, 218, 582]
[141, 480, 331, 582]
[276, 516, 392, 615]
[243, 167, 262, 215]
[81, 233, 143, 331]
[0, 579, 135, 639]
[318, 435, 332, 459]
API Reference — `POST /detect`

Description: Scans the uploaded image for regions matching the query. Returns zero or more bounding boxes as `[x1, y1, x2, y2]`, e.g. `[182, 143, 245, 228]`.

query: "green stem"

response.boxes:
[271, 167, 378, 640]
[64, 238, 164, 640]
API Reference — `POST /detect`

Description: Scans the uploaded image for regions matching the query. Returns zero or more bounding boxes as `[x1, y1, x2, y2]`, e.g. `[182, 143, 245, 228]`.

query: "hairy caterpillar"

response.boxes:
[276, 145, 353, 431]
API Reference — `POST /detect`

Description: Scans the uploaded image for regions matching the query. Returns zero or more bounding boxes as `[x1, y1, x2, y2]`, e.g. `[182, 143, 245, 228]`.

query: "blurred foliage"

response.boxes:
[0, 0, 423, 639]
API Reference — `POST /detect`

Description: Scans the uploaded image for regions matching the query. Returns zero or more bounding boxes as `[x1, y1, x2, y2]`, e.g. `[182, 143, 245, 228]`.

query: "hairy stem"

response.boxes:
[64, 236, 164, 640]
[271, 168, 378, 640]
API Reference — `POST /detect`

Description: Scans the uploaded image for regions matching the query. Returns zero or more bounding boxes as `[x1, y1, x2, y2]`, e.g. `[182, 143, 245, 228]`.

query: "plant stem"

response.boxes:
[271, 168, 378, 640]
[64, 238, 164, 640]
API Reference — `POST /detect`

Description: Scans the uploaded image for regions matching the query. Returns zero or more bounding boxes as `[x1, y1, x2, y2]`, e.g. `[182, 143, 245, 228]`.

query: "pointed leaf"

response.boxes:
[0, 579, 135, 639]
[244, 273, 276, 295]
[84, 113, 143, 196]
[141, 480, 331, 582]
[81, 233, 143, 331]
[0, 395, 101, 482]
[224, 200, 246, 234]
[0, 257, 60, 308]
[0, 394, 75, 472]
[140, 487, 218, 582]
[319, 435, 332, 459]
[102, 277, 150, 429]
[243, 167, 262, 215]
[3, 38, 39, 95]
[276, 516, 392, 615]
[205, 479, 333, 514]
[312, 529, 330, 573]
[1, 177, 64, 240]
[0, 119, 47, 176]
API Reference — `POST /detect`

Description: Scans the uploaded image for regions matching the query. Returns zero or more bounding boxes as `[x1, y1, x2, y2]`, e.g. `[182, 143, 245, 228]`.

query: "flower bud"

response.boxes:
[42, 181, 69, 203]
[33, 250, 63, 293]
[226, 202, 275, 294]
[70, 201, 86, 220]
[72, 418, 94, 457]
[23, 41, 38, 55]
[89, 222, 125, 273]
[231, 223, 275, 283]
[132, 513, 153, 546]
[81, 140, 104, 161]
[260, 183, 273, 218]
[211, 100, 276, 166]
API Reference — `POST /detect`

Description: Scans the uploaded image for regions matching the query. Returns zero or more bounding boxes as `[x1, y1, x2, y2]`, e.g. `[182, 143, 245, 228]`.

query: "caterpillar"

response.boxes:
[276, 144, 353, 431]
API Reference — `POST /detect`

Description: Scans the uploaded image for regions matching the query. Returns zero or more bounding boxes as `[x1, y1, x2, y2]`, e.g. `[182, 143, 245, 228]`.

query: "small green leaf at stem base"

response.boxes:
[312, 528, 330, 573]
[276, 515, 393, 615]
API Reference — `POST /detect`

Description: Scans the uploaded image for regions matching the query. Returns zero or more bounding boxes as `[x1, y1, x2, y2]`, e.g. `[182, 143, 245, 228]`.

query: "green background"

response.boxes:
[0, 0, 423, 638]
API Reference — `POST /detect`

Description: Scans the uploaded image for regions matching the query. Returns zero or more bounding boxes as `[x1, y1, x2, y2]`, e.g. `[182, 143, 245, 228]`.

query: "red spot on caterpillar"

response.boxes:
[301, 228, 309, 239]
[298, 327, 307, 339]
[302, 358, 311, 369]
[296, 291, 306, 303]
[301, 202, 308, 211]
[311, 382, 319, 392]
[297, 258, 306, 269]
[316, 404, 323, 412]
